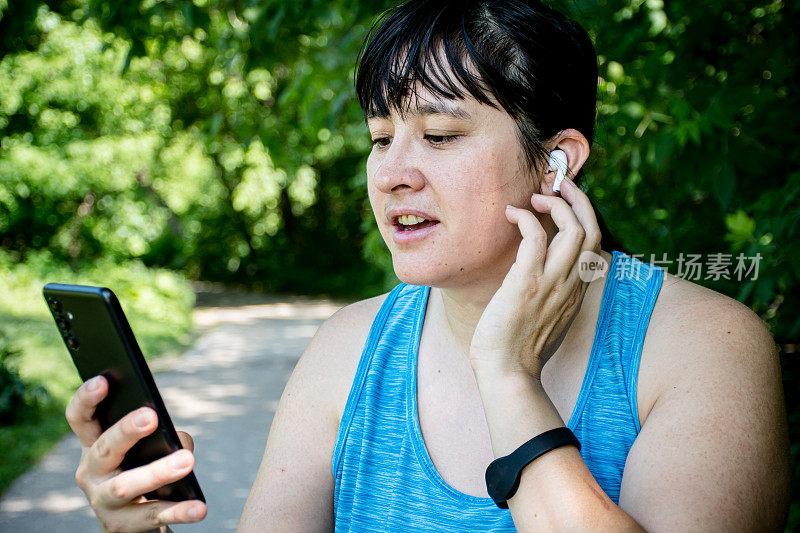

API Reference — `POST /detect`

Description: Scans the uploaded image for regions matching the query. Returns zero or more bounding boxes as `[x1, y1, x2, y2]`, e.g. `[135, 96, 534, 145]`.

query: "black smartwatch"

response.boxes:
[485, 427, 581, 509]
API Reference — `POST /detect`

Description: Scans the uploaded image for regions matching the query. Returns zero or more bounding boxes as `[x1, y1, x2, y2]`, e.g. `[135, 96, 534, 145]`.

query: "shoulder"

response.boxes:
[301, 291, 391, 423]
[624, 272, 790, 529]
[642, 271, 779, 399]
[638, 270, 781, 422]
[311, 291, 391, 360]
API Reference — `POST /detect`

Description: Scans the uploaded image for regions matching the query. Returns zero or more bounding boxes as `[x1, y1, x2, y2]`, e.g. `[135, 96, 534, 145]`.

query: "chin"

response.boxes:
[391, 256, 487, 289]
[391, 257, 449, 287]
[393, 265, 434, 287]
[386, 234, 518, 288]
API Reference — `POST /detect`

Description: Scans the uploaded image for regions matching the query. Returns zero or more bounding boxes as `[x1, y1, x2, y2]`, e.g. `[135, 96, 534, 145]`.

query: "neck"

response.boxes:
[436, 281, 499, 358]
[432, 248, 613, 367]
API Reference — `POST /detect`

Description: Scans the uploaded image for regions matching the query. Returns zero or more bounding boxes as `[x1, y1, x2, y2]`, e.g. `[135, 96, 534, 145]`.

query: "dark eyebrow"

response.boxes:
[366, 101, 472, 122]
[416, 102, 472, 120]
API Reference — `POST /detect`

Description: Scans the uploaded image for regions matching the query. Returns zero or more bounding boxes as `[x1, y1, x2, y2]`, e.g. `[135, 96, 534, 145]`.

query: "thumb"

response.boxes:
[177, 431, 194, 452]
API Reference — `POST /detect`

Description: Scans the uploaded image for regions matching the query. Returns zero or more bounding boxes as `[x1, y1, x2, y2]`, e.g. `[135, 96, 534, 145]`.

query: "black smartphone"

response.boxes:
[43, 282, 204, 503]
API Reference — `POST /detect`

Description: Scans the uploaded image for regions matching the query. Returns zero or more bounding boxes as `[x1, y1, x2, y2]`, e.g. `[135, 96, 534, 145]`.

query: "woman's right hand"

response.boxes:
[65, 375, 207, 533]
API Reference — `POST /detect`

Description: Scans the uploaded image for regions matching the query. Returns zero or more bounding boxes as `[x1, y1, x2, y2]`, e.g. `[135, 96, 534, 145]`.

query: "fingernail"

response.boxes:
[505, 205, 514, 210]
[188, 506, 200, 520]
[86, 376, 100, 391]
[170, 452, 191, 470]
[134, 409, 153, 428]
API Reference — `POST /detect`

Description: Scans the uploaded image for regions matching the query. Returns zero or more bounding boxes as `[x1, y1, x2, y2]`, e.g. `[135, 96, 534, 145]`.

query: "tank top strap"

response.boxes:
[331, 282, 411, 479]
[565, 250, 664, 504]
[611, 251, 665, 431]
[568, 251, 665, 430]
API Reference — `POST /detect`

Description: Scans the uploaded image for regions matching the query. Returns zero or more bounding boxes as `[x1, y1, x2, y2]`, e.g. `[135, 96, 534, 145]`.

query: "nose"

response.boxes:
[370, 134, 426, 194]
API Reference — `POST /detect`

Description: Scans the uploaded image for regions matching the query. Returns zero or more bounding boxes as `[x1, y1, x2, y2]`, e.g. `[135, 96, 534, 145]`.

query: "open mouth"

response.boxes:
[393, 214, 440, 231]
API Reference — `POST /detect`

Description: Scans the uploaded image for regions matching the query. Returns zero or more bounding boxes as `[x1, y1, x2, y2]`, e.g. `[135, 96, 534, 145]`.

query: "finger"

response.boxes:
[86, 407, 159, 477]
[177, 431, 194, 452]
[99, 499, 206, 533]
[100, 449, 196, 508]
[558, 177, 602, 252]
[505, 205, 547, 277]
[530, 193, 584, 277]
[66, 375, 108, 447]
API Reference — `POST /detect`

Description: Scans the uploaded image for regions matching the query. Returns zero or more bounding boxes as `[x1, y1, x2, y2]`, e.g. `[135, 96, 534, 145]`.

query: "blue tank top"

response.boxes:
[332, 251, 664, 531]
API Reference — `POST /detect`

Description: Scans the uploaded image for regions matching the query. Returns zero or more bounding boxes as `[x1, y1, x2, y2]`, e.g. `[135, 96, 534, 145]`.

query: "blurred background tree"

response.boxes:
[0, 0, 391, 295]
[0, 0, 797, 525]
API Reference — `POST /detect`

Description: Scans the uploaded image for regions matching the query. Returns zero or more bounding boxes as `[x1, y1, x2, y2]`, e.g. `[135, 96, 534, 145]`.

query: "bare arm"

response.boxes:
[472, 370, 644, 531]
[619, 294, 791, 531]
[238, 295, 385, 532]
[237, 326, 338, 531]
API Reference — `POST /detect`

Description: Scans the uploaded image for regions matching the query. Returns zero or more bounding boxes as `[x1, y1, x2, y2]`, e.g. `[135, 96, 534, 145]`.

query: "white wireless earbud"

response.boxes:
[548, 149, 568, 193]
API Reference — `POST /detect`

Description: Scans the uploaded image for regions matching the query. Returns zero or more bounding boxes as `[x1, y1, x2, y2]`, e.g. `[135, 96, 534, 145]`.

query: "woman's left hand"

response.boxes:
[469, 177, 603, 380]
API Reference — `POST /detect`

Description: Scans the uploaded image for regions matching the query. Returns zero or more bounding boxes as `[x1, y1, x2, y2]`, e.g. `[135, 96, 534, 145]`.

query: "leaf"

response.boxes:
[653, 132, 673, 170]
[712, 161, 736, 209]
[725, 209, 755, 248]
[266, 6, 287, 41]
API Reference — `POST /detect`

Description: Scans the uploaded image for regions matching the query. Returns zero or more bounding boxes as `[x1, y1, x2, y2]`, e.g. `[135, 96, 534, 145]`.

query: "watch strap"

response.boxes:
[485, 427, 581, 509]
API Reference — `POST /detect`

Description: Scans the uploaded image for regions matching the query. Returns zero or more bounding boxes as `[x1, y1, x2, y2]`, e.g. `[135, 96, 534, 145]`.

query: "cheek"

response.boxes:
[367, 192, 388, 243]
[448, 194, 519, 254]
[365, 156, 377, 191]
[443, 147, 521, 194]
[365, 160, 381, 209]
[441, 156, 489, 193]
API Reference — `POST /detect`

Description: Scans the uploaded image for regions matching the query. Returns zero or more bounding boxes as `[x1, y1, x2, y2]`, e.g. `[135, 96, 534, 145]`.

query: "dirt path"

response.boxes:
[0, 290, 345, 532]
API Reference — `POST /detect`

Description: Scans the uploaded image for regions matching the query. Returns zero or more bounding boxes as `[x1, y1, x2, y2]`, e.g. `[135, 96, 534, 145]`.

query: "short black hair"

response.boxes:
[355, 0, 629, 254]
[355, 0, 598, 174]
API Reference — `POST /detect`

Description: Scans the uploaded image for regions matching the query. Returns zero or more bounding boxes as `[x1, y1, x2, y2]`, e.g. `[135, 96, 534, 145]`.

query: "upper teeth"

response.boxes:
[398, 215, 426, 225]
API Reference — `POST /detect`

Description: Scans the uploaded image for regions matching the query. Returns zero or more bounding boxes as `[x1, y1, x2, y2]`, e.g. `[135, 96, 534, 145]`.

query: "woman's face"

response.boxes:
[366, 84, 544, 288]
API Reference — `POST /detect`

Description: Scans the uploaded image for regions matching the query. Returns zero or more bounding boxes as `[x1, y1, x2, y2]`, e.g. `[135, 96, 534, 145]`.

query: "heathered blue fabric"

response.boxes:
[332, 251, 664, 531]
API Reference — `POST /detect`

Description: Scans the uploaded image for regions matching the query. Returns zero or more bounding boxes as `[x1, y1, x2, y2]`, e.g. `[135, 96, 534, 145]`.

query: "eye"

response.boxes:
[425, 134, 458, 145]
[370, 136, 391, 149]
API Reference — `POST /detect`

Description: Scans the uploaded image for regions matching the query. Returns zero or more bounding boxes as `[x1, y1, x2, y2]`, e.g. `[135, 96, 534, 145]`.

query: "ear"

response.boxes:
[539, 128, 591, 196]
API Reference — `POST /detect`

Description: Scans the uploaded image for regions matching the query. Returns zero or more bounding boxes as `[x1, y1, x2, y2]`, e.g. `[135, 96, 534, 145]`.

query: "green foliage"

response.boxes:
[0, 402, 68, 497]
[0, 2, 386, 297]
[1, 0, 795, 322]
[0, 333, 51, 426]
[0, 250, 195, 374]
[9, 0, 786, 331]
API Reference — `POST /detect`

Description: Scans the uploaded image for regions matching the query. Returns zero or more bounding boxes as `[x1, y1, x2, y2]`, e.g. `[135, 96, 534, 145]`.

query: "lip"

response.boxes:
[385, 207, 440, 245]
[391, 220, 440, 244]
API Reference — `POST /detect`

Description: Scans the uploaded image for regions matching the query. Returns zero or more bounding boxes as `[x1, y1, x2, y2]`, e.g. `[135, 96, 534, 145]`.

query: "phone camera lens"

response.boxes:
[57, 317, 70, 331]
[65, 334, 80, 350]
[47, 297, 62, 313]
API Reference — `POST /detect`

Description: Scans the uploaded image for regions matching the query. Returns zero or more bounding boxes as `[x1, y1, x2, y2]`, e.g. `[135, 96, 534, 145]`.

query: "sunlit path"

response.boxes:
[0, 291, 344, 532]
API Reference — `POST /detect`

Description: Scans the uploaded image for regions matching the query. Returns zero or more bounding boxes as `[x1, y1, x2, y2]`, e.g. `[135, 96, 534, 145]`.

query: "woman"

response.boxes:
[66, 1, 791, 531]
